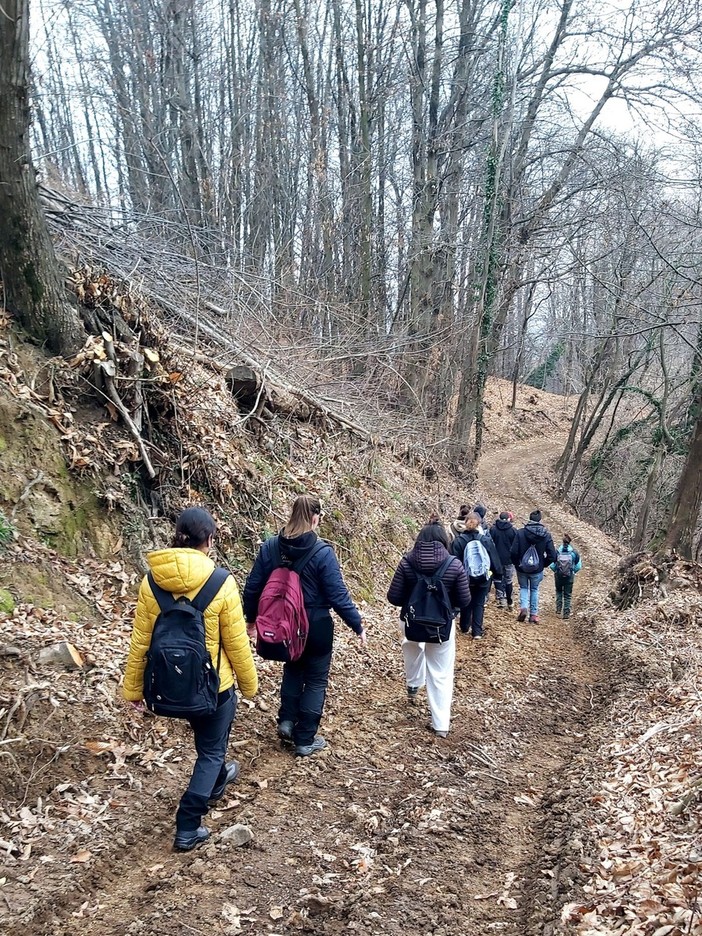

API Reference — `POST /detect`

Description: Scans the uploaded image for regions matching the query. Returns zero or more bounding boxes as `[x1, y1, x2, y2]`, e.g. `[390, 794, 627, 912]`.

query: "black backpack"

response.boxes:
[143, 567, 230, 718]
[403, 556, 454, 643]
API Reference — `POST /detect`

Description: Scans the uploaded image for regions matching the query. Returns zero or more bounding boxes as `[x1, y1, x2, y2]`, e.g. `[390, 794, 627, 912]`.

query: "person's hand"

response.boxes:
[358, 627, 368, 648]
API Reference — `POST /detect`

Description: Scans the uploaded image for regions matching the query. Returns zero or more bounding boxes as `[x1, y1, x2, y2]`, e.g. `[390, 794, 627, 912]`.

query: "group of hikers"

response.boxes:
[123, 496, 582, 851]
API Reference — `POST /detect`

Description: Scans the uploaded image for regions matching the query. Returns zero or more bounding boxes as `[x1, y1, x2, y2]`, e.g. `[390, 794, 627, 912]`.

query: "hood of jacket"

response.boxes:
[494, 519, 513, 533]
[450, 519, 467, 535]
[524, 522, 547, 542]
[407, 540, 451, 574]
[278, 529, 319, 563]
[147, 547, 216, 594]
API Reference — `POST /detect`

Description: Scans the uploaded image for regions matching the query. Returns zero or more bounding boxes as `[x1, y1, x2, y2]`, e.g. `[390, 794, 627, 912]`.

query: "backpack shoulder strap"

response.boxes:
[435, 556, 453, 580]
[192, 567, 231, 612]
[147, 572, 176, 612]
[292, 539, 328, 576]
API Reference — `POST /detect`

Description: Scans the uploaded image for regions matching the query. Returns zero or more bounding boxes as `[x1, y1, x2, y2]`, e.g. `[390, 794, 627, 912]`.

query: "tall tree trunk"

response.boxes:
[664, 387, 702, 561]
[0, 0, 84, 356]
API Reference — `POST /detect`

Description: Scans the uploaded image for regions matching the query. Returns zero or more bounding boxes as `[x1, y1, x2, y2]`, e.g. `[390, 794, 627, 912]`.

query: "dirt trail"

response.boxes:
[25, 438, 622, 936]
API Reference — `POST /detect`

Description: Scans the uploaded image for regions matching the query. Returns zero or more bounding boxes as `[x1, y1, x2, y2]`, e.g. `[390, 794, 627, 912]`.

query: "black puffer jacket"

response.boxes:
[511, 522, 558, 574]
[490, 519, 517, 568]
[450, 528, 503, 579]
[387, 541, 471, 629]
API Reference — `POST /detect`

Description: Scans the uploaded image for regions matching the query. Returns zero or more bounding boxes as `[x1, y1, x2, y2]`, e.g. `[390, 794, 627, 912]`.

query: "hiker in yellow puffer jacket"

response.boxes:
[124, 506, 257, 851]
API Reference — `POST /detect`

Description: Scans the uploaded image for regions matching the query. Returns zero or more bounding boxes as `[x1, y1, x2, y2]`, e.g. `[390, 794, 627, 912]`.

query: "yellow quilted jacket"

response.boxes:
[123, 548, 258, 702]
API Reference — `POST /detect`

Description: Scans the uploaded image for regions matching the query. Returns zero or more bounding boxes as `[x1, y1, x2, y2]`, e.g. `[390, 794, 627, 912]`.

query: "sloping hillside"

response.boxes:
[1, 312, 700, 936]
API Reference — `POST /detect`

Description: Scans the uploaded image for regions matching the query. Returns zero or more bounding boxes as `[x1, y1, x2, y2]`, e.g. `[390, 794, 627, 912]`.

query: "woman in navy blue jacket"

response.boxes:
[243, 495, 365, 756]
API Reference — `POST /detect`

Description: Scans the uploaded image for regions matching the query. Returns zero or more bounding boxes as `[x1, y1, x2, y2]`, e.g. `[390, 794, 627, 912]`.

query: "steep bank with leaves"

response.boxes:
[1, 308, 701, 936]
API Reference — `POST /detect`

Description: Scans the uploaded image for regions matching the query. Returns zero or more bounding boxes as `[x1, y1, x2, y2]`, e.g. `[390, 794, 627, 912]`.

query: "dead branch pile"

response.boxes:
[41, 187, 437, 448]
[611, 550, 702, 612]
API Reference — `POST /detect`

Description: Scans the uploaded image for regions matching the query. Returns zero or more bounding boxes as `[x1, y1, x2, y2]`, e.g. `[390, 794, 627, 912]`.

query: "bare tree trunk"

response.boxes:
[0, 0, 84, 356]
[664, 388, 702, 561]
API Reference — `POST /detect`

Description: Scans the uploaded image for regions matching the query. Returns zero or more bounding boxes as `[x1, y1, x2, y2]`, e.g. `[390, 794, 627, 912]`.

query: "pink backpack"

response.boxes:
[255, 539, 326, 662]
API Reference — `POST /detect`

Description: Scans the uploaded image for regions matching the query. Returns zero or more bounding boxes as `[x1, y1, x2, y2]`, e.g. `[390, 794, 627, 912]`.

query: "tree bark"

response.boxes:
[664, 388, 702, 561]
[0, 0, 84, 356]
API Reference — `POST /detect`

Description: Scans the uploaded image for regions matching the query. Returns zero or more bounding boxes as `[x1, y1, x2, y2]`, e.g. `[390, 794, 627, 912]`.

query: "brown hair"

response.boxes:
[283, 494, 322, 538]
[457, 505, 471, 519]
[416, 517, 449, 549]
[562, 533, 572, 545]
[465, 511, 482, 530]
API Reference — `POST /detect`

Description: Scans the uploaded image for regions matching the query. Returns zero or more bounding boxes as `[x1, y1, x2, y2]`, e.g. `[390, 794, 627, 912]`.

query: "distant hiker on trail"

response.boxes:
[123, 506, 258, 852]
[511, 510, 557, 624]
[490, 511, 517, 611]
[549, 534, 582, 620]
[474, 503, 489, 534]
[448, 505, 471, 543]
[387, 514, 470, 738]
[243, 494, 366, 758]
[450, 511, 502, 638]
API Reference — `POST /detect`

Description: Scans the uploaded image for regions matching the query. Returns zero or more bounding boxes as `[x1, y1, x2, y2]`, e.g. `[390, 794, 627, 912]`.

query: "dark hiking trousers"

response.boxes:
[555, 573, 574, 615]
[462, 580, 490, 637]
[279, 650, 333, 746]
[175, 688, 236, 831]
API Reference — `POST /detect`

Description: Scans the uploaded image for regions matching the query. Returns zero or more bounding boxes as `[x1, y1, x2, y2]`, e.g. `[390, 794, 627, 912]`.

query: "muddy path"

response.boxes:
[21, 439, 622, 936]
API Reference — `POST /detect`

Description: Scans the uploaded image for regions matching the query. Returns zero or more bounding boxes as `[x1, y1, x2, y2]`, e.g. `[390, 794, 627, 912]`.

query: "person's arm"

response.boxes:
[242, 540, 273, 623]
[219, 576, 258, 698]
[450, 535, 464, 560]
[573, 549, 582, 573]
[319, 547, 363, 633]
[545, 533, 558, 565]
[123, 577, 157, 701]
[484, 535, 503, 578]
[449, 561, 472, 631]
[510, 533, 522, 566]
[387, 560, 409, 607]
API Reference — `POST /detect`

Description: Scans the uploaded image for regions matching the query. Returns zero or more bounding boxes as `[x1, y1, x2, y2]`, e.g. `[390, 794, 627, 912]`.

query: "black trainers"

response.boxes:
[407, 685, 420, 703]
[277, 720, 294, 742]
[295, 736, 327, 757]
[563, 610, 570, 620]
[517, 608, 528, 622]
[209, 761, 240, 803]
[174, 826, 209, 852]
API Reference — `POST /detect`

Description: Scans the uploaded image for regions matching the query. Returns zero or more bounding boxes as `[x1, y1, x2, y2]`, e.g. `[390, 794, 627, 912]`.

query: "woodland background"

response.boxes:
[3, 0, 702, 554]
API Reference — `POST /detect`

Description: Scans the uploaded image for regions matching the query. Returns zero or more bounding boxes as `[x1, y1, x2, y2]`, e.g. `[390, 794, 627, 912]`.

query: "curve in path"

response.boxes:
[38, 437, 620, 936]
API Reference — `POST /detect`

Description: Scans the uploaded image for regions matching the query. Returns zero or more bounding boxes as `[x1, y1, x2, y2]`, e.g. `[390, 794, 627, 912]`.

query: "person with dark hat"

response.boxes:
[510, 510, 557, 624]
[490, 511, 517, 611]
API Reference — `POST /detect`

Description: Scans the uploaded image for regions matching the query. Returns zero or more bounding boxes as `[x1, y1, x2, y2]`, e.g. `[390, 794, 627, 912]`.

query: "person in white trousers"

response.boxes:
[387, 515, 471, 738]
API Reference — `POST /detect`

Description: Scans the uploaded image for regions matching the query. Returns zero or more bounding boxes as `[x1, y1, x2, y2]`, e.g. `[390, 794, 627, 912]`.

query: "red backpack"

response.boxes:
[255, 538, 327, 662]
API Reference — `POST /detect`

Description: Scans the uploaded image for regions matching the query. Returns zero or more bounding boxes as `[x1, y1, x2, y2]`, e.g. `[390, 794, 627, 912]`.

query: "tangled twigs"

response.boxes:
[1, 684, 51, 740]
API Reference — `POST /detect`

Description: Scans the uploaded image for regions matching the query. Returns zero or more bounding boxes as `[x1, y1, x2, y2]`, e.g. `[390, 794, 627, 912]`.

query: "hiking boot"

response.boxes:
[277, 720, 294, 742]
[556, 604, 562, 615]
[209, 761, 240, 803]
[295, 736, 327, 757]
[563, 610, 570, 620]
[498, 598, 508, 609]
[407, 685, 420, 703]
[472, 634, 483, 640]
[529, 615, 540, 624]
[507, 602, 514, 612]
[517, 608, 528, 622]
[174, 826, 209, 852]
[434, 730, 449, 739]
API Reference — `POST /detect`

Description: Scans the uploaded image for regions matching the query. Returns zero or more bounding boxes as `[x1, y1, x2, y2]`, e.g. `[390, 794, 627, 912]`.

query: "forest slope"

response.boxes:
[0, 319, 700, 936]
